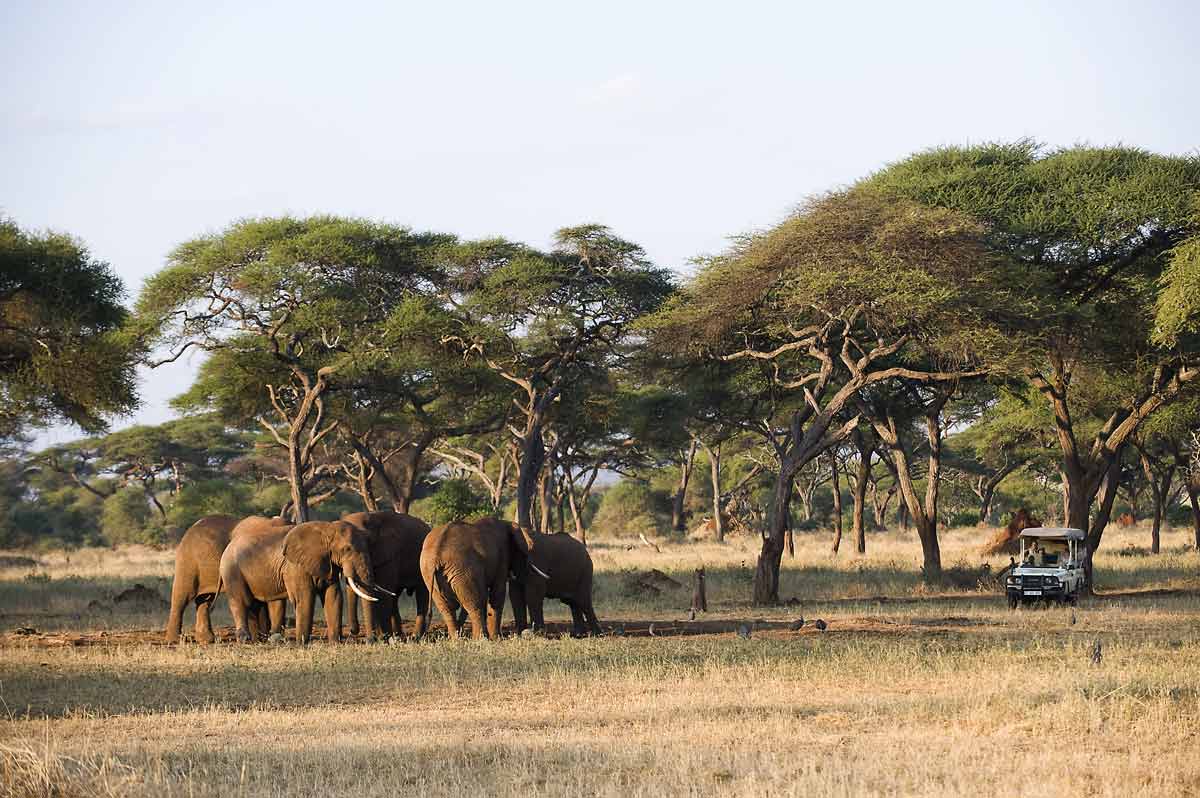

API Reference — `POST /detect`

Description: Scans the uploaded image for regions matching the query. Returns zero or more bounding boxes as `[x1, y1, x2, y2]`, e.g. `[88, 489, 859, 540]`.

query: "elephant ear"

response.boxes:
[283, 522, 335, 582]
[509, 523, 551, 579]
[508, 522, 535, 556]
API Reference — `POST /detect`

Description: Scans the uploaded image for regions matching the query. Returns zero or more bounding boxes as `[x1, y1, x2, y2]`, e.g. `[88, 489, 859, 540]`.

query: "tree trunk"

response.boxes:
[866, 390, 951, 581]
[566, 482, 586, 545]
[1139, 451, 1171, 556]
[702, 441, 725, 543]
[1083, 455, 1123, 592]
[852, 438, 870, 554]
[830, 455, 843, 554]
[286, 429, 310, 523]
[671, 440, 698, 534]
[538, 467, 554, 534]
[753, 465, 794, 605]
[1189, 484, 1200, 552]
[873, 482, 895, 530]
[515, 418, 546, 531]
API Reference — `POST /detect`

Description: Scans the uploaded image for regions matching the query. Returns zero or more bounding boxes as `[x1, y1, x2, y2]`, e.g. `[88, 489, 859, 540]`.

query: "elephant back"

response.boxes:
[230, 515, 293, 542]
[174, 514, 238, 595]
[343, 511, 430, 570]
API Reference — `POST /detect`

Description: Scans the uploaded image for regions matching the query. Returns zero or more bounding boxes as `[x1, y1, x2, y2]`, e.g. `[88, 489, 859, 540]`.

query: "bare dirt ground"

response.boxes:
[2, 525, 1199, 797]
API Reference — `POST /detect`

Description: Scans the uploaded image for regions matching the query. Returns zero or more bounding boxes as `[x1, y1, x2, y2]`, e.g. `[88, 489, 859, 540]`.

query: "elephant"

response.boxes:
[219, 518, 385, 644]
[510, 531, 601, 637]
[419, 517, 542, 640]
[342, 511, 432, 641]
[165, 514, 290, 643]
[165, 514, 238, 643]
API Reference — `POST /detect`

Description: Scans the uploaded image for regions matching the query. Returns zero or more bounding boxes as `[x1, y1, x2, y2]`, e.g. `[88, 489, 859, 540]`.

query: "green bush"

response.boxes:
[167, 479, 255, 531]
[591, 479, 670, 539]
[101, 487, 165, 546]
[412, 479, 491, 525]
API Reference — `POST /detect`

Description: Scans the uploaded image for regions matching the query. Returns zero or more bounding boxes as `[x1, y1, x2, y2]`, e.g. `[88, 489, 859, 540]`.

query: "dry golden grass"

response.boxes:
[1, 523, 1199, 797]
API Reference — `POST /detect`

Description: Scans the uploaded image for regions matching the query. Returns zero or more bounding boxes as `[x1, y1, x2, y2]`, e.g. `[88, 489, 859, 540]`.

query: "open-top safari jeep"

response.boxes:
[1005, 527, 1087, 608]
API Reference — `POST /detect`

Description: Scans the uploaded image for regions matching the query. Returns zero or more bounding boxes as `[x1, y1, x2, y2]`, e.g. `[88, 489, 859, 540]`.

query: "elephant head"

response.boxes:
[283, 520, 385, 602]
[498, 521, 549, 580]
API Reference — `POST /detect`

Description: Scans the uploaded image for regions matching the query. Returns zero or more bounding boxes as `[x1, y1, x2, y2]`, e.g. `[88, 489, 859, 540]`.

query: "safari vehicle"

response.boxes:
[1005, 527, 1087, 608]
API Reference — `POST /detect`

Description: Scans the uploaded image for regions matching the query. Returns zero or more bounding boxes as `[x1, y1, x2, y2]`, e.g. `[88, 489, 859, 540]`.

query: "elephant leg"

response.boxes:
[348, 583, 360, 638]
[411, 584, 430, 639]
[509, 581, 529, 634]
[246, 600, 263, 640]
[486, 579, 506, 640]
[165, 580, 192, 644]
[228, 591, 252, 644]
[458, 576, 490, 641]
[295, 591, 316, 645]
[268, 599, 286, 637]
[429, 572, 462, 638]
[382, 595, 401, 639]
[583, 602, 602, 637]
[195, 593, 217, 644]
[323, 582, 343, 643]
[565, 600, 585, 638]
[528, 587, 547, 633]
[254, 603, 271, 641]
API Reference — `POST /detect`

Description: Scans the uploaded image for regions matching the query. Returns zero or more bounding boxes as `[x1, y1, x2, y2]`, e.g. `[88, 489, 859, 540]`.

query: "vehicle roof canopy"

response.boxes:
[1018, 527, 1086, 541]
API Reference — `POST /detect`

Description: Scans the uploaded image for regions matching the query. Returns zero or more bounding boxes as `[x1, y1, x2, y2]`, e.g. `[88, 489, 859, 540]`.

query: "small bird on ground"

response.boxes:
[1091, 638, 1102, 665]
[268, 632, 284, 644]
[790, 617, 805, 631]
[689, 608, 696, 621]
[613, 624, 626, 637]
[1070, 609, 1077, 626]
[813, 619, 828, 631]
[736, 622, 752, 639]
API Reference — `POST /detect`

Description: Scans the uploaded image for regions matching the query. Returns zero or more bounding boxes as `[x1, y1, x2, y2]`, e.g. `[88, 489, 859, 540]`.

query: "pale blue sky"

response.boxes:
[3, 0, 1197, 444]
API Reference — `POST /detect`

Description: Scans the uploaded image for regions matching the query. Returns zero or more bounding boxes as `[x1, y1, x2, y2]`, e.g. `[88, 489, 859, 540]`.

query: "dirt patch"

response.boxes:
[112, 584, 169, 610]
[0, 614, 1018, 649]
[620, 569, 685, 597]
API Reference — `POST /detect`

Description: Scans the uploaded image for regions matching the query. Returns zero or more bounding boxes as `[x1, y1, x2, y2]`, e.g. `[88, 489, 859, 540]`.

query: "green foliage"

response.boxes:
[0, 217, 138, 437]
[166, 479, 255, 530]
[101, 488, 164, 546]
[591, 480, 672, 539]
[414, 479, 491, 525]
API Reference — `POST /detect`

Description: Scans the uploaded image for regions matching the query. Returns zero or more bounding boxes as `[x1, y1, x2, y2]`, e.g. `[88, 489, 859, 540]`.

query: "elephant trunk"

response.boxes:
[344, 556, 385, 602]
[347, 575, 378, 603]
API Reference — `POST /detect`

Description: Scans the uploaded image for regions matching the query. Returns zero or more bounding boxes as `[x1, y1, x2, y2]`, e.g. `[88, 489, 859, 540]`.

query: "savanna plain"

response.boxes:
[2, 525, 1199, 798]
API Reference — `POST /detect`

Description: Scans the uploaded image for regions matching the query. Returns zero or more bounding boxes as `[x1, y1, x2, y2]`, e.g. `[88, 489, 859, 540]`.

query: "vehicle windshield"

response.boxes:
[1019, 540, 1073, 567]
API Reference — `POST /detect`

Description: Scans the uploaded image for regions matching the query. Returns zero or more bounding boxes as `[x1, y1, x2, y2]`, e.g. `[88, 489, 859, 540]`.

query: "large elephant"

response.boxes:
[165, 514, 289, 643]
[165, 514, 238, 643]
[219, 519, 384, 644]
[343, 511, 432, 641]
[419, 517, 541, 640]
[510, 531, 601, 637]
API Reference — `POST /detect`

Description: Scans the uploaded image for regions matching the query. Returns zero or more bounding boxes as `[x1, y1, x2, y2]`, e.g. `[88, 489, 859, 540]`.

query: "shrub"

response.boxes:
[413, 479, 490, 525]
[591, 479, 671, 539]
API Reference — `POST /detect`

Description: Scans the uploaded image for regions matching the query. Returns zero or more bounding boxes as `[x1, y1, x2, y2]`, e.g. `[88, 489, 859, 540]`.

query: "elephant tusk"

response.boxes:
[373, 585, 397, 597]
[530, 562, 551, 580]
[347, 576, 378, 602]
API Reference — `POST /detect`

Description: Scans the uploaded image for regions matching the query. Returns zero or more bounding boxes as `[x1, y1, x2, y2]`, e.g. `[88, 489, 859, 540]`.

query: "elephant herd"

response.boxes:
[164, 510, 602, 645]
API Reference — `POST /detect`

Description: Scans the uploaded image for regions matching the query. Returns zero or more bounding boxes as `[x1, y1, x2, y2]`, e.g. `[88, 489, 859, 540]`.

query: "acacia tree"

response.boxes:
[137, 217, 448, 522]
[441, 227, 674, 530]
[0, 218, 138, 441]
[651, 189, 1022, 603]
[871, 142, 1200, 582]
